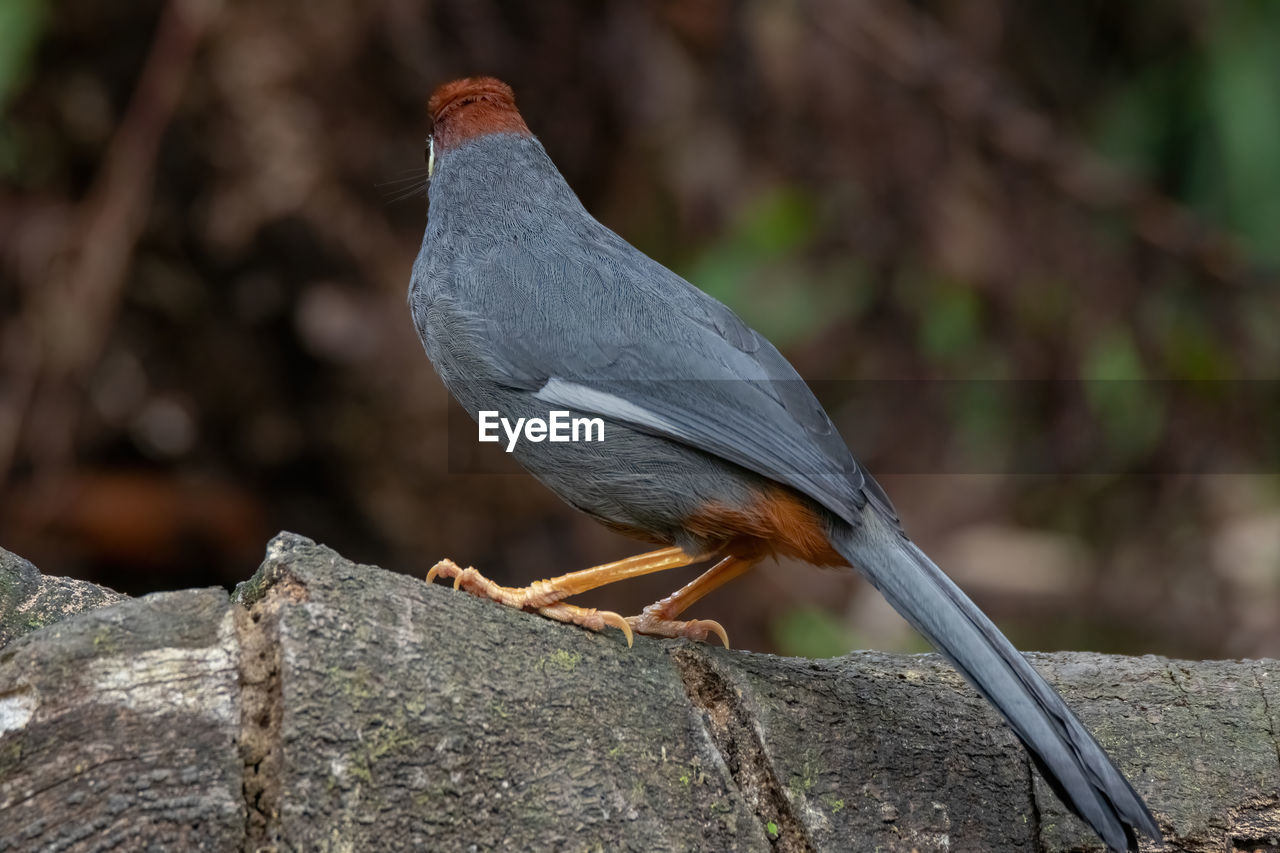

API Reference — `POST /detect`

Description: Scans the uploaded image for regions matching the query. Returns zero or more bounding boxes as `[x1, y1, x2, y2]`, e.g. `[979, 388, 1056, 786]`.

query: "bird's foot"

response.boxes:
[537, 602, 633, 647]
[426, 559, 513, 601]
[425, 559, 633, 645]
[626, 606, 730, 649]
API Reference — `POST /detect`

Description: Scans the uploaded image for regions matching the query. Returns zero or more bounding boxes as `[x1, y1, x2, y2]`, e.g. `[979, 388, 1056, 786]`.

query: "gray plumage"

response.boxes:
[410, 131, 1160, 852]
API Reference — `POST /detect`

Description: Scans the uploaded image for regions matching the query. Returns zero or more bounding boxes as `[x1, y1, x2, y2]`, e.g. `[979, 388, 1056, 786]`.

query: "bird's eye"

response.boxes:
[425, 135, 435, 178]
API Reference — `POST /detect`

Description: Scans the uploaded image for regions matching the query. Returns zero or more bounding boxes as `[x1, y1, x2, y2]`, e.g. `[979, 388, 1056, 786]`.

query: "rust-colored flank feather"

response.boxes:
[428, 76, 531, 155]
[685, 486, 847, 567]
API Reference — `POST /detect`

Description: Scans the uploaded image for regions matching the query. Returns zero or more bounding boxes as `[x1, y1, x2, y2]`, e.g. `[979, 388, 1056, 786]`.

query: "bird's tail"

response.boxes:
[831, 513, 1161, 853]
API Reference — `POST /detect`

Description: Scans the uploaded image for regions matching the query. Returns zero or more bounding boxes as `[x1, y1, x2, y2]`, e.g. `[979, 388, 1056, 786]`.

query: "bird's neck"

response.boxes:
[427, 135, 585, 232]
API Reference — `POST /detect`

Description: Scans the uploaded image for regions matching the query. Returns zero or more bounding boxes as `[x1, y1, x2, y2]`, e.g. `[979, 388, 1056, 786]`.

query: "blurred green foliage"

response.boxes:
[0, 0, 46, 178]
[769, 604, 856, 659]
[1094, 1, 1280, 265]
[0, 0, 46, 114]
[918, 280, 983, 365]
[1083, 329, 1164, 465]
[771, 603, 931, 659]
[682, 188, 872, 349]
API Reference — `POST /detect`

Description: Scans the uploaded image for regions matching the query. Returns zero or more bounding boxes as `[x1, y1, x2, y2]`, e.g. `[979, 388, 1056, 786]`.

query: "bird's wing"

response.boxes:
[450, 235, 897, 527]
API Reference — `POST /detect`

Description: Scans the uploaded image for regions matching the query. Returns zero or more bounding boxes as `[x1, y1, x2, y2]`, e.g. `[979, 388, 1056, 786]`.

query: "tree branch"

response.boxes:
[1, 533, 1277, 851]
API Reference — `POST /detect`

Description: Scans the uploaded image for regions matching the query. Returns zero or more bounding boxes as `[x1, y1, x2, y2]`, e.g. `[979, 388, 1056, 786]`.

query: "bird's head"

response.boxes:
[426, 76, 531, 176]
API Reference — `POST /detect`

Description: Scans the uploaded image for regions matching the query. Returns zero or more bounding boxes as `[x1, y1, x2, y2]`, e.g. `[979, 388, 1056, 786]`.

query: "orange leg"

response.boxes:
[425, 546, 700, 646]
[626, 555, 759, 648]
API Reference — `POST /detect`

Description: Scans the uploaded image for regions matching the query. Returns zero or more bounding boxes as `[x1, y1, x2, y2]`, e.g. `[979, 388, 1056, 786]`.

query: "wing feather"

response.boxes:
[443, 225, 895, 527]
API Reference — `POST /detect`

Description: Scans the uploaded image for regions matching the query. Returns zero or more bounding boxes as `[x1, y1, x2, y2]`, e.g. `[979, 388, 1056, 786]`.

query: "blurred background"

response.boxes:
[2, 0, 1278, 660]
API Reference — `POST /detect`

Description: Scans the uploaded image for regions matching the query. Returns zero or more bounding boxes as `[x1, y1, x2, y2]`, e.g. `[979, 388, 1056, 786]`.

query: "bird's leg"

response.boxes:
[626, 555, 759, 648]
[427, 546, 696, 605]
[425, 546, 700, 646]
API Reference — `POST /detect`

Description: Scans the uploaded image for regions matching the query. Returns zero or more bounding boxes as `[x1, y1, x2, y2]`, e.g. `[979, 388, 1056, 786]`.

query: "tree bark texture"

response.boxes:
[0, 533, 1277, 851]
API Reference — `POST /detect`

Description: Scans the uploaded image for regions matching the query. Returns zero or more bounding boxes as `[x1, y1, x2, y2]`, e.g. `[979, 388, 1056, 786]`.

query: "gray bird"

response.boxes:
[410, 76, 1162, 852]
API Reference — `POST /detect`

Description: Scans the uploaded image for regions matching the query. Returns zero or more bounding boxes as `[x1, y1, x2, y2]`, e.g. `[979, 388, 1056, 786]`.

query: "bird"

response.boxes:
[409, 76, 1162, 852]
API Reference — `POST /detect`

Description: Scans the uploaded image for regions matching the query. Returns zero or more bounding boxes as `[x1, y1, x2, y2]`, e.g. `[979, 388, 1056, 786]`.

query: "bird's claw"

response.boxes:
[426, 559, 505, 598]
[538, 602, 634, 647]
[426, 559, 635, 645]
[426, 556, 726, 648]
[601, 610, 635, 648]
[626, 613, 730, 648]
[425, 558, 460, 586]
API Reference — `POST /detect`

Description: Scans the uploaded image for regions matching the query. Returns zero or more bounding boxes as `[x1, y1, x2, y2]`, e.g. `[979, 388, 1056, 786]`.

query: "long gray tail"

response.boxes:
[832, 513, 1161, 853]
